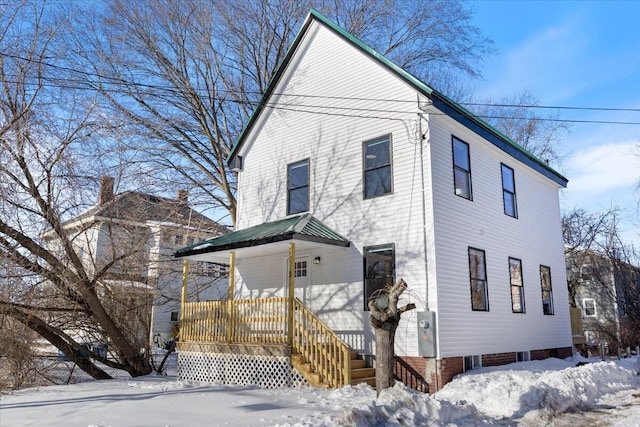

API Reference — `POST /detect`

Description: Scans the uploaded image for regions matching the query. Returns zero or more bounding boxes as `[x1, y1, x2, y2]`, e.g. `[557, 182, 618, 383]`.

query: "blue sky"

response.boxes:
[469, 0, 640, 245]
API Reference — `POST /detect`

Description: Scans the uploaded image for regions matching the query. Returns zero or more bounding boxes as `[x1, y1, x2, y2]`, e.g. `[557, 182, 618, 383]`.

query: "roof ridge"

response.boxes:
[289, 213, 312, 233]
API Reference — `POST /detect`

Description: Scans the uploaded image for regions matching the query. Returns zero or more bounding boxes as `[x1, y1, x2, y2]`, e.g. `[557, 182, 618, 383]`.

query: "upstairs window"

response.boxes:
[501, 164, 518, 218]
[363, 135, 392, 199]
[363, 244, 395, 310]
[452, 137, 472, 199]
[287, 159, 309, 215]
[468, 247, 488, 311]
[509, 257, 525, 313]
[583, 298, 596, 317]
[540, 265, 554, 315]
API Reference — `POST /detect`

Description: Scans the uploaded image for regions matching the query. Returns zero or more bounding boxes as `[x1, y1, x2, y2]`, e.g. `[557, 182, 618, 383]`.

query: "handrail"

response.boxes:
[181, 297, 288, 343]
[292, 298, 351, 387]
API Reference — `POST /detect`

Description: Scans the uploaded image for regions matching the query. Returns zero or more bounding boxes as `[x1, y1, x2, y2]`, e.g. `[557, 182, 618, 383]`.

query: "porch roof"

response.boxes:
[174, 214, 350, 260]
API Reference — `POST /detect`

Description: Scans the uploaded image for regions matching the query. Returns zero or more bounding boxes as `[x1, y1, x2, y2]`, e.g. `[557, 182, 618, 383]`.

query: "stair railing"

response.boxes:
[292, 298, 351, 387]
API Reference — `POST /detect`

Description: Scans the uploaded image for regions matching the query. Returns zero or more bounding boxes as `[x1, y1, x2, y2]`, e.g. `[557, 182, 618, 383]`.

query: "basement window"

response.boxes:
[463, 355, 482, 372]
[516, 351, 530, 362]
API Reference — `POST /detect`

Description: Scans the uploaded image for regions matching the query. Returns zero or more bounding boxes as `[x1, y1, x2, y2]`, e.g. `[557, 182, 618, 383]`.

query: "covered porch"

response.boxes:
[174, 214, 374, 388]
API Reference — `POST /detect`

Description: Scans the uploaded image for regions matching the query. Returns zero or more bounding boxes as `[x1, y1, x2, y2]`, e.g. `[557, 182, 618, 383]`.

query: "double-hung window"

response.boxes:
[501, 164, 518, 218]
[540, 265, 554, 315]
[468, 247, 488, 311]
[363, 135, 392, 199]
[452, 137, 472, 199]
[583, 298, 596, 317]
[287, 159, 309, 215]
[363, 244, 395, 310]
[509, 257, 525, 313]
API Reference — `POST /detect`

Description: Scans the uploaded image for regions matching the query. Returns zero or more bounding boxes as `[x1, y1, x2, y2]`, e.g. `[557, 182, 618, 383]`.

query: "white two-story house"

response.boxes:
[175, 10, 572, 392]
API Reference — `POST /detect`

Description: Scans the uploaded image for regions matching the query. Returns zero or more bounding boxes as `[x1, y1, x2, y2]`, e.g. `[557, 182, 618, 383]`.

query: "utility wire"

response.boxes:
[2, 51, 640, 125]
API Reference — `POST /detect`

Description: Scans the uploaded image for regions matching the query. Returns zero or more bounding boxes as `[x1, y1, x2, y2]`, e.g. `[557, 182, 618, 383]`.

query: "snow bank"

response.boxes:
[436, 357, 640, 421]
[334, 383, 483, 426]
[324, 357, 640, 426]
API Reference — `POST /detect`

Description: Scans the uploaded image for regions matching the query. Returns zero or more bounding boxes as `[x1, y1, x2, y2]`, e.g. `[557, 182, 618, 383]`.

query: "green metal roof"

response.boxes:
[227, 9, 567, 188]
[174, 213, 350, 258]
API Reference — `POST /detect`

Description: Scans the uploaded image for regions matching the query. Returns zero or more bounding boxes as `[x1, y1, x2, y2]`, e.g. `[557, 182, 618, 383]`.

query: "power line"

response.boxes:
[2, 51, 640, 125]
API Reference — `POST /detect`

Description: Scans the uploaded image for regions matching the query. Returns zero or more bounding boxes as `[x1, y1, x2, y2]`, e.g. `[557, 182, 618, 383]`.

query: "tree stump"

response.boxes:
[368, 278, 416, 394]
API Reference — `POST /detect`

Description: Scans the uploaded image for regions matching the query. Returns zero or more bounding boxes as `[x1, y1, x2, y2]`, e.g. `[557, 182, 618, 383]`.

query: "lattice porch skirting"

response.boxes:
[177, 343, 307, 388]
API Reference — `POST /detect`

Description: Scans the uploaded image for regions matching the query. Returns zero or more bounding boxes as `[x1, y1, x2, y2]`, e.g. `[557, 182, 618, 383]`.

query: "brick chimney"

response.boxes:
[177, 190, 188, 202]
[98, 176, 114, 205]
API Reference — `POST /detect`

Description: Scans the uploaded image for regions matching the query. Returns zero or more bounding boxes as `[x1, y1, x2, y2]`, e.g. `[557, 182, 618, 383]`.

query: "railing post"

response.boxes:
[287, 243, 296, 348]
[344, 346, 351, 386]
[227, 251, 236, 342]
[179, 259, 190, 340]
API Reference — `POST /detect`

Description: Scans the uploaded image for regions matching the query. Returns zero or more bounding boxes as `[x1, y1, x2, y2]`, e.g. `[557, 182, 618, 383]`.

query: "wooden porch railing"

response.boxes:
[180, 297, 352, 387]
[180, 297, 288, 343]
[292, 298, 351, 388]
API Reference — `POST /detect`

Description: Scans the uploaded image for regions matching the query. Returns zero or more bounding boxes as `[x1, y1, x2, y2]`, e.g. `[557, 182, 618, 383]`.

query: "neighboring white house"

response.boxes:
[44, 176, 228, 349]
[176, 10, 572, 392]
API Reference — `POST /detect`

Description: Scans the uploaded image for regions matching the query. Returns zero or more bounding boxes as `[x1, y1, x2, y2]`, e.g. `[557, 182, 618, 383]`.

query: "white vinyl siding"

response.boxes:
[428, 113, 571, 358]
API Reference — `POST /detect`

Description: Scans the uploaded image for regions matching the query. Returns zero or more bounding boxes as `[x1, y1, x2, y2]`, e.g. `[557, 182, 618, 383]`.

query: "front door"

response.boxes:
[286, 256, 310, 303]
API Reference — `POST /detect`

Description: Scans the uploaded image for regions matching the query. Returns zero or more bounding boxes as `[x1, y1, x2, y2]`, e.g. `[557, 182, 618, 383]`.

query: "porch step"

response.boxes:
[348, 353, 375, 388]
[351, 367, 375, 379]
[291, 353, 329, 388]
[351, 359, 367, 369]
[292, 351, 376, 389]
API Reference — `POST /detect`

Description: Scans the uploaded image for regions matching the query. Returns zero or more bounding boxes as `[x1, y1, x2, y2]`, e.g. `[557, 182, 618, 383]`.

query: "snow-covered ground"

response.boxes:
[1, 355, 639, 426]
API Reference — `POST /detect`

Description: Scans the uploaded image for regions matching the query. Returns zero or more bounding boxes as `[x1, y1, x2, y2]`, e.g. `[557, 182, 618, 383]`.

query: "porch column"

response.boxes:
[228, 251, 236, 300]
[287, 242, 296, 348]
[227, 251, 236, 342]
[179, 259, 190, 340]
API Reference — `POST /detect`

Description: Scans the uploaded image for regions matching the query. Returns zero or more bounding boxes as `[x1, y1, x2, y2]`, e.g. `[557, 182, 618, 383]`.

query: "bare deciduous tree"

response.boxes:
[0, 2, 152, 380]
[65, 0, 493, 226]
[472, 90, 570, 164]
